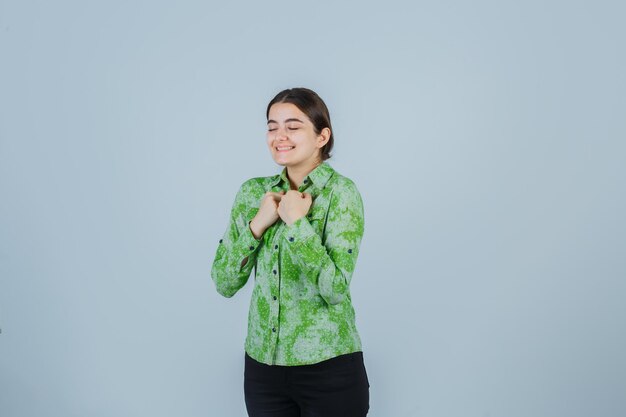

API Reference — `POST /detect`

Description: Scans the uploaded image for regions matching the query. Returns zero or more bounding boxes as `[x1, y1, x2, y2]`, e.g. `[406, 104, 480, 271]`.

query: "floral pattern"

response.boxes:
[211, 161, 365, 365]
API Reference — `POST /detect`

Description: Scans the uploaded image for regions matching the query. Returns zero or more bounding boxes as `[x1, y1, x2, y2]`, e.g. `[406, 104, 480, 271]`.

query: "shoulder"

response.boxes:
[239, 173, 279, 192]
[233, 174, 279, 205]
[326, 167, 364, 210]
[327, 167, 362, 197]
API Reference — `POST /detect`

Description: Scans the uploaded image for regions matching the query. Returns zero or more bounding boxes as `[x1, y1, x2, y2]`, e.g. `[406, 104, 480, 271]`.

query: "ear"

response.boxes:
[317, 127, 331, 148]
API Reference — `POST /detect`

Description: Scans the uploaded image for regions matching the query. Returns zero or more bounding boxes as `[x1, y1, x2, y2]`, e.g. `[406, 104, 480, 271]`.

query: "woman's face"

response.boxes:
[266, 102, 328, 168]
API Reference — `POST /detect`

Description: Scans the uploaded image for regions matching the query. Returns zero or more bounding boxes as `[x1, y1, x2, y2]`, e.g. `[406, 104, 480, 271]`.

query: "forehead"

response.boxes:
[267, 102, 309, 123]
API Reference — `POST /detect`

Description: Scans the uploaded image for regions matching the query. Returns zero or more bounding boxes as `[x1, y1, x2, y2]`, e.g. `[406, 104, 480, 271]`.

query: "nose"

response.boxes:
[275, 126, 289, 140]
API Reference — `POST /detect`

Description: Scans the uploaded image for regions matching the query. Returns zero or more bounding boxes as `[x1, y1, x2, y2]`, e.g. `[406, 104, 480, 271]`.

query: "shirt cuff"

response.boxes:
[233, 220, 262, 269]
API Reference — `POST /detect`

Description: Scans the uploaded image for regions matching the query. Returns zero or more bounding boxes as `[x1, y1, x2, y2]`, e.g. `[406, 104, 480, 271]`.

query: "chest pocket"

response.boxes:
[306, 205, 328, 238]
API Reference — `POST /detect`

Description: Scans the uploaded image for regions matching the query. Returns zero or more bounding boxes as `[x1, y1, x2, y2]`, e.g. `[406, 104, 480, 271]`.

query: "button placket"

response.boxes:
[269, 235, 281, 343]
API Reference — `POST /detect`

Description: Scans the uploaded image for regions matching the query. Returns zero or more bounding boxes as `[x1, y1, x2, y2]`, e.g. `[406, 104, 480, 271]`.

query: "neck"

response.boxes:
[286, 159, 322, 190]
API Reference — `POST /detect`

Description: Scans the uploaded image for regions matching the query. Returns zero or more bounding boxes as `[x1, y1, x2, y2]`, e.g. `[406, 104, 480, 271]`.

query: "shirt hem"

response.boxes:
[244, 346, 363, 367]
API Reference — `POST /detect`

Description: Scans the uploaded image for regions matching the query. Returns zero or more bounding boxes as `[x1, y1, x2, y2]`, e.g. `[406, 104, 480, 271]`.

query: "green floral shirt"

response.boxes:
[210, 161, 365, 366]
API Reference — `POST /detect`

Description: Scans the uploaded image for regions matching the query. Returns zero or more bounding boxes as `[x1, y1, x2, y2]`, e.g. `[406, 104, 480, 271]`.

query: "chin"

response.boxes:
[273, 155, 297, 166]
[271, 157, 288, 166]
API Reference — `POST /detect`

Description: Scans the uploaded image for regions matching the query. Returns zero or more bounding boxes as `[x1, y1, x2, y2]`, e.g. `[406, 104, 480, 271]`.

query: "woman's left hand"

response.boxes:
[277, 190, 312, 226]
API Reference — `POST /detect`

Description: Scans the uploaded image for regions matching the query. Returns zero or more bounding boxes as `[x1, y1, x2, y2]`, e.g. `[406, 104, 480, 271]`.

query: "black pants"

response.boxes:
[244, 351, 370, 417]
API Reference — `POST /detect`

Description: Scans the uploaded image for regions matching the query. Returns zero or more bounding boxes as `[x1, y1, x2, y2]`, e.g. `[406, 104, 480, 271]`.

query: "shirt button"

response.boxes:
[272, 327, 276, 332]
[304, 178, 308, 183]
[219, 239, 223, 243]
[289, 237, 294, 242]
[273, 269, 277, 275]
[249, 245, 255, 251]
[273, 296, 277, 301]
[348, 248, 353, 253]
[274, 244, 278, 249]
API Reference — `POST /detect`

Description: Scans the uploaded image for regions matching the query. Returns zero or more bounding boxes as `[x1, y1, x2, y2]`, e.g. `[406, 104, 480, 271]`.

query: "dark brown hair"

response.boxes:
[266, 87, 334, 161]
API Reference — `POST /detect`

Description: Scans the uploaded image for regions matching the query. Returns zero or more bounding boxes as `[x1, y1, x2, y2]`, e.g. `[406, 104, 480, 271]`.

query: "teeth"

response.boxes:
[277, 146, 294, 150]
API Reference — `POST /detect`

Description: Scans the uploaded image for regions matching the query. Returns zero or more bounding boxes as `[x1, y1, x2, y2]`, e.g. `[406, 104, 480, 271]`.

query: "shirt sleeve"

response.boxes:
[282, 180, 365, 305]
[211, 181, 263, 298]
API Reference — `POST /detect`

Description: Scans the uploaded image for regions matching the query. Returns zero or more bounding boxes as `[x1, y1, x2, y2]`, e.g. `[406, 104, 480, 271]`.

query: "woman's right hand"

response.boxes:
[249, 191, 285, 239]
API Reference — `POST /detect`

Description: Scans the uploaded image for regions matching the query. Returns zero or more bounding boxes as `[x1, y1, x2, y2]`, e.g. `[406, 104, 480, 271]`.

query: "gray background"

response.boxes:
[1, 1, 625, 416]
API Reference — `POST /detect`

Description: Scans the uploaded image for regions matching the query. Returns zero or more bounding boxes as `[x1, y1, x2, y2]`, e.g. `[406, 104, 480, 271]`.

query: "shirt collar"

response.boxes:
[270, 161, 334, 192]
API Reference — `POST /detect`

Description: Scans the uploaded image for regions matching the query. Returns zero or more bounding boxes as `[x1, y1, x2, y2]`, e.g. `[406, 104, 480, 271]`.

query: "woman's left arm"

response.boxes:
[282, 180, 365, 305]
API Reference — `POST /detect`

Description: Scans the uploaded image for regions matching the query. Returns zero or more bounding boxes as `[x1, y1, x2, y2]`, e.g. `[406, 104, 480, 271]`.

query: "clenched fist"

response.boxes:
[278, 190, 312, 226]
[249, 191, 285, 239]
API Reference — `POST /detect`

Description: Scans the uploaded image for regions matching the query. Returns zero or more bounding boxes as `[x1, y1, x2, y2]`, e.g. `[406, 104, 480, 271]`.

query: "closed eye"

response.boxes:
[268, 127, 299, 132]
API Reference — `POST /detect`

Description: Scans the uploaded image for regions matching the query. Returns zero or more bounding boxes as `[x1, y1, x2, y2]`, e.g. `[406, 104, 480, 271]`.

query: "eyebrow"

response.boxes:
[267, 118, 305, 125]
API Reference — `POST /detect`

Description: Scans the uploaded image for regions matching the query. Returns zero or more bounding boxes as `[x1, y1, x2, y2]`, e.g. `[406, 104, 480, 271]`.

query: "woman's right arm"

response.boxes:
[210, 181, 262, 298]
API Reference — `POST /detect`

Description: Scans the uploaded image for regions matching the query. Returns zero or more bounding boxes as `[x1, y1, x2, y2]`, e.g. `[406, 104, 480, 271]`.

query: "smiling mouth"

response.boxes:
[276, 146, 295, 152]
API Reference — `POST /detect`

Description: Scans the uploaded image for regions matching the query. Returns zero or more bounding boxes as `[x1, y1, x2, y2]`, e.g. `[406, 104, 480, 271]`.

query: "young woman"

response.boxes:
[211, 87, 370, 417]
